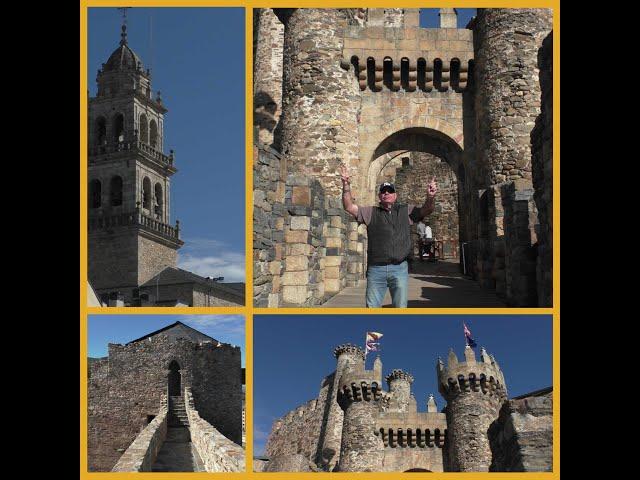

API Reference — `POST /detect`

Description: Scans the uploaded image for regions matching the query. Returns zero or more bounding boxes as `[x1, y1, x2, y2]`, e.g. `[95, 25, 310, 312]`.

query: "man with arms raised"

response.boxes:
[340, 165, 438, 307]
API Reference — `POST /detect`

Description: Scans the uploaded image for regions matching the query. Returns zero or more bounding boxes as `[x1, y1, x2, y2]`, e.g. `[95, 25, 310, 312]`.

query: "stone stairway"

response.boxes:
[151, 396, 205, 472]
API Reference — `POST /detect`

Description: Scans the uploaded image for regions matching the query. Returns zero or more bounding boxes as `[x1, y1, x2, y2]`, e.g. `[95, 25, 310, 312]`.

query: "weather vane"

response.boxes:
[117, 7, 130, 25]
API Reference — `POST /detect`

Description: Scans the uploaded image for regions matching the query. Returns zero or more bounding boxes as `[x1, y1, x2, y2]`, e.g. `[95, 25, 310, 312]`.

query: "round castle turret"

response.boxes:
[317, 344, 366, 471]
[437, 346, 507, 472]
[385, 369, 414, 413]
[336, 367, 385, 472]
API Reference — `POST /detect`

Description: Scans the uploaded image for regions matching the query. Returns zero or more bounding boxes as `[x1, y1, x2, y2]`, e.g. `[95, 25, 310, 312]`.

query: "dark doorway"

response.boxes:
[168, 361, 181, 396]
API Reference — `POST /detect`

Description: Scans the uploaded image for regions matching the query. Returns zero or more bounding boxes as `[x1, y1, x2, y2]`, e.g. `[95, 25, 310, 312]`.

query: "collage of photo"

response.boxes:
[81, 3, 558, 477]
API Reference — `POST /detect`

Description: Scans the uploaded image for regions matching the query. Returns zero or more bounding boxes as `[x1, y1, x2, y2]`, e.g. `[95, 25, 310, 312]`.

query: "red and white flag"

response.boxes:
[366, 331, 383, 352]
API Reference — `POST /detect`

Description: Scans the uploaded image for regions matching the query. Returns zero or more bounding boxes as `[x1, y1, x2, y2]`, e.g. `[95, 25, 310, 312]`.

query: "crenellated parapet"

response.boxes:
[385, 369, 414, 385]
[333, 344, 366, 361]
[375, 410, 447, 449]
[437, 346, 507, 402]
[337, 374, 385, 410]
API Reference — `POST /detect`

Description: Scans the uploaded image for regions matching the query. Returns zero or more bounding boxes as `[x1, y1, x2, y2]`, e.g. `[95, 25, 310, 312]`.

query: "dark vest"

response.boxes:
[367, 204, 413, 265]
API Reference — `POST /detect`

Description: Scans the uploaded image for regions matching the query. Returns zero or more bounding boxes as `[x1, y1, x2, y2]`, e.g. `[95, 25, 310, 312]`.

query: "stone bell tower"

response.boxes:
[87, 17, 183, 304]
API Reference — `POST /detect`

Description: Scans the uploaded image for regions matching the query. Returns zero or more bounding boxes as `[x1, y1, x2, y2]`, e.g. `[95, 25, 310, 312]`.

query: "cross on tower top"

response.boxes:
[117, 7, 131, 45]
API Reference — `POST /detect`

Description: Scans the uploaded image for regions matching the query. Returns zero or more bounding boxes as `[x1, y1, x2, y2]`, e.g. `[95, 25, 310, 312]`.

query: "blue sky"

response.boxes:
[88, 315, 245, 367]
[253, 314, 552, 456]
[88, 8, 246, 282]
[420, 8, 476, 28]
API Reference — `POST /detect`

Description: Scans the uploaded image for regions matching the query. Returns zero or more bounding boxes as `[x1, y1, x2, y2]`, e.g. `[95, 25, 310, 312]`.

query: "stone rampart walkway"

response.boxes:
[323, 259, 505, 307]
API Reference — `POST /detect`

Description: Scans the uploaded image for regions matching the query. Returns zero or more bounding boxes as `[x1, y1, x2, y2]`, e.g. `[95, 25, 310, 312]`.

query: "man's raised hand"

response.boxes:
[427, 176, 438, 198]
[340, 164, 351, 185]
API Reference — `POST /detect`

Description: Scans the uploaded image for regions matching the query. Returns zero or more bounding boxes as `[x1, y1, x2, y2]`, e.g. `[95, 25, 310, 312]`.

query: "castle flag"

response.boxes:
[463, 323, 477, 348]
[366, 331, 383, 352]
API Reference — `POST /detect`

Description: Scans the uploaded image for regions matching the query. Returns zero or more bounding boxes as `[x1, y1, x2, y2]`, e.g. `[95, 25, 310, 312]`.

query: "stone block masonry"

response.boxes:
[254, 143, 365, 306]
[111, 397, 168, 472]
[488, 389, 553, 471]
[88, 327, 242, 471]
[253, 8, 554, 306]
[265, 342, 552, 472]
[531, 32, 553, 307]
[185, 388, 245, 472]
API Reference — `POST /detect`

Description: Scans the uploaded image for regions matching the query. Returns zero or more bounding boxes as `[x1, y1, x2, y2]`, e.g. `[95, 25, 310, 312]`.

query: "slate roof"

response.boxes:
[140, 266, 245, 299]
[126, 321, 219, 345]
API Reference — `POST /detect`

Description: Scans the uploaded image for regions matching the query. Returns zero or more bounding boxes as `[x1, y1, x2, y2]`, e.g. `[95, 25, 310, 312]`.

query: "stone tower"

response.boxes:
[336, 357, 385, 472]
[437, 345, 507, 471]
[318, 344, 366, 470]
[88, 21, 183, 304]
[472, 8, 552, 305]
[385, 369, 415, 413]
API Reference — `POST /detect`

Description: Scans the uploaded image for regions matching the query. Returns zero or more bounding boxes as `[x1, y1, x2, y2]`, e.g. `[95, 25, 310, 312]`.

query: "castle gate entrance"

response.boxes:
[367, 127, 467, 263]
[168, 361, 181, 396]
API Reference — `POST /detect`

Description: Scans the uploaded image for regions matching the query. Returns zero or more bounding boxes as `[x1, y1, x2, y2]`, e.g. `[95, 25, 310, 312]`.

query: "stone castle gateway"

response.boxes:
[253, 8, 553, 307]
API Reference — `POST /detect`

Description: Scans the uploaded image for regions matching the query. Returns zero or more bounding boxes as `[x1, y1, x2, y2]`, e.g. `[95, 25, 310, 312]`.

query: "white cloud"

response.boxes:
[178, 236, 245, 283]
[181, 315, 245, 343]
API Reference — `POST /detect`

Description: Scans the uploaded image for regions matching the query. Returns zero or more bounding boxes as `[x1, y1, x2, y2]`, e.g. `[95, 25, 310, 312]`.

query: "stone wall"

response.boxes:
[253, 144, 286, 307]
[138, 234, 178, 285]
[185, 388, 245, 472]
[111, 397, 168, 472]
[254, 144, 364, 307]
[253, 9, 284, 148]
[279, 8, 361, 197]
[500, 180, 538, 306]
[473, 8, 552, 185]
[471, 9, 552, 305]
[252, 8, 553, 306]
[265, 390, 329, 463]
[394, 152, 459, 258]
[264, 454, 316, 472]
[488, 390, 553, 471]
[88, 334, 242, 471]
[89, 229, 139, 294]
[531, 32, 553, 307]
[376, 410, 447, 472]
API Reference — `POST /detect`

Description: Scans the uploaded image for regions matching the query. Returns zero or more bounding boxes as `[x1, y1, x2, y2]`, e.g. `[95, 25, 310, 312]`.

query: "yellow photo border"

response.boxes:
[79, 1, 560, 477]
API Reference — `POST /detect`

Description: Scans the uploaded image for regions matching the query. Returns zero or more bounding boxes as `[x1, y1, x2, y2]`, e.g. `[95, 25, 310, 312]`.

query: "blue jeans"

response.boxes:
[366, 261, 408, 308]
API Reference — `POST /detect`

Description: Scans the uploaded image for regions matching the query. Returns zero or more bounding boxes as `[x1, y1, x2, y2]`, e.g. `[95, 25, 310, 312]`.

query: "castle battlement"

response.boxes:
[342, 24, 473, 93]
[376, 410, 447, 448]
[437, 346, 507, 400]
[337, 377, 384, 409]
[385, 369, 414, 386]
[333, 343, 366, 360]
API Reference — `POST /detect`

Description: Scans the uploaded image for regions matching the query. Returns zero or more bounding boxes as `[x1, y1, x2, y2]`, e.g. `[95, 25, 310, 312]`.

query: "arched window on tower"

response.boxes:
[154, 183, 163, 219]
[89, 179, 102, 208]
[142, 177, 151, 210]
[110, 176, 123, 207]
[95, 117, 107, 148]
[113, 113, 125, 143]
[139, 114, 148, 144]
[150, 120, 158, 149]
